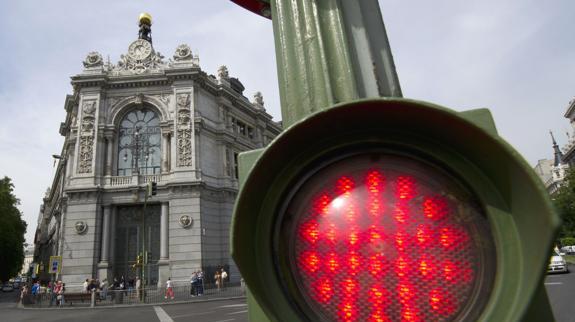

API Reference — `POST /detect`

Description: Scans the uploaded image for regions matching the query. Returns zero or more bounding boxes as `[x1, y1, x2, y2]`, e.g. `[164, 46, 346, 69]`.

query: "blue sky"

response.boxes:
[0, 0, 574, 244]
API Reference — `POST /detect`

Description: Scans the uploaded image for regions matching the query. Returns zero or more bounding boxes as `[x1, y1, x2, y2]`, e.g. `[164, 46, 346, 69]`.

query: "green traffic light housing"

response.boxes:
[147, 181, 157, 197]
[231, 98, 560, 321]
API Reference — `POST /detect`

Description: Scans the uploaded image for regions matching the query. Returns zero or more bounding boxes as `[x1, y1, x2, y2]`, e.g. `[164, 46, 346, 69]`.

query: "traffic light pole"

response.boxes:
[141, 186, 149, 302]
[270, 0, 402, 127]
[236, 1, 403, 320]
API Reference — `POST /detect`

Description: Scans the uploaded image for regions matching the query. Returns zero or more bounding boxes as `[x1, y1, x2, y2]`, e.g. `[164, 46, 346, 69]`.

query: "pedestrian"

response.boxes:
[120, 276, 126, 297]
[100, 279, 108, 301]
[60, 283, 66, 306]
[165, 278, 174, 300]
[221, 268, 228, 290]
[31, 281, 40, 303]
[190, 271, 198, 296]
[54, 281, 63, 307]
[136, 277, 142, 301]
[20, 284, 28, 304]
[111, 277, 119, 302]
[214, 270, 221, 290]
[83, 278, 89, 293]
[49, 281, 57, 307]
[197, 270, 204, 296]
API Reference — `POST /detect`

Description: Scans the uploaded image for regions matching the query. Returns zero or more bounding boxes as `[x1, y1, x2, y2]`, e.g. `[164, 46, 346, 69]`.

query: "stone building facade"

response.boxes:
[535, 99, 574, 193]
[34, 29, 281, 289]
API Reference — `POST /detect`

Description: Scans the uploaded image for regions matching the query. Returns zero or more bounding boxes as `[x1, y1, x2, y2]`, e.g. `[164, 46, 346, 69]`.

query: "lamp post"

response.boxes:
[121, 126, 152, 300]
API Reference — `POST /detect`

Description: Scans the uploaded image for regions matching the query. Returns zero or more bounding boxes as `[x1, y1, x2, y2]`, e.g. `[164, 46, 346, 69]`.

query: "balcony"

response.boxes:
[106, 174, 163, 187]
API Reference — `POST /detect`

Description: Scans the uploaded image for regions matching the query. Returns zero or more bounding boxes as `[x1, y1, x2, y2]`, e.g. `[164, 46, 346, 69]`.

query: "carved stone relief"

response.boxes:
[176, 93, 192, 167]
[83, 52, 103, 68]
[152, 93, 171, 107]
[83, 100, 97, 115]
[173, 44, 193, 61]
[179, 215, 193, 228]
[77, 100, 97, 174]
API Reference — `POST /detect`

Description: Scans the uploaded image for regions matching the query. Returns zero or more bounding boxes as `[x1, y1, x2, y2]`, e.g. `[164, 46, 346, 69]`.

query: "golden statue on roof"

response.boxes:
[138, 13, 152, 43]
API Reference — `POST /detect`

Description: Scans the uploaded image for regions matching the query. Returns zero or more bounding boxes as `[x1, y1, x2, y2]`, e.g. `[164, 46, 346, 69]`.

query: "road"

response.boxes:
[0, 273, 572, 322]
[546, 265, 575, 322]
[0, 290, 247, 322]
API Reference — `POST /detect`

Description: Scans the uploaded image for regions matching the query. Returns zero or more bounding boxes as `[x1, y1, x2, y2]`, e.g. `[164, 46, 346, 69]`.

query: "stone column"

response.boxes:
[158, 202, 170, 287]
[109, 207, 117, 269]
[98, 205, 112, 281]
[160, 202, 169, 260]
[101, 206, 111, 262]
[161, 132, 170, 173]
[105, 135, 114, 176]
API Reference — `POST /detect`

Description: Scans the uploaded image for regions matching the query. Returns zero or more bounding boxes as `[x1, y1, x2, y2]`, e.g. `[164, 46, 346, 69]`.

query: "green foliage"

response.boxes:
[561, 237, 575, 246]
[553, 169, 575, 239]
[0, 177, 27, 281]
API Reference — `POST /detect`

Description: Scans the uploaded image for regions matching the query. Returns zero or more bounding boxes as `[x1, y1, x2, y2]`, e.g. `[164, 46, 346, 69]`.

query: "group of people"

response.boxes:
[189, 270, 205, 296]
[83, 277, 112, 300]
[82, 276, 134, 301]
[21, 280, 66, 306]
[21, 268, 232, 306]
[214, 268, 228, 290]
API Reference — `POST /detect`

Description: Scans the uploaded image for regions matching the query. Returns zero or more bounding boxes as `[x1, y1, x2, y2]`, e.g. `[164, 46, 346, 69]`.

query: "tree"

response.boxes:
[553, 170, 575, 240]
[0, 177, 27, 281]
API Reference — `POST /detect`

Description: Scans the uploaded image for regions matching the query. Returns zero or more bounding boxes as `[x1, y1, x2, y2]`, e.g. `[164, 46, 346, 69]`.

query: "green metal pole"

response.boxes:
[142, 190, 147, 302]
[236, 1, 403, 320]
[270, 0, 402, 127]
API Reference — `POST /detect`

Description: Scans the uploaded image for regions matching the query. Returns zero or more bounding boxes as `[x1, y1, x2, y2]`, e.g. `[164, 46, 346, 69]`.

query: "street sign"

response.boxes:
[49, 256, 62, 274]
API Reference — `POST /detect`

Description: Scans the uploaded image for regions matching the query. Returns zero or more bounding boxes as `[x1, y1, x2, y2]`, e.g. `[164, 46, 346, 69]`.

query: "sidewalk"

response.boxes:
[21, 284, 246, 309]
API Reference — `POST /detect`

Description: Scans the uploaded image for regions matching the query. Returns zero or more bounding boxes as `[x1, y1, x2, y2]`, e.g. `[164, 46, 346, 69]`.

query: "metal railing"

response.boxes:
[21, 282, 245, 308]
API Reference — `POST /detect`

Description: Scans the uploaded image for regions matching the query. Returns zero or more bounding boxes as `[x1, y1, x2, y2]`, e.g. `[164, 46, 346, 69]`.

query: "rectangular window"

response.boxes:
[233, 152, 239, 179]
[231, 117, 237, 133]
[248, 127, 254, 139]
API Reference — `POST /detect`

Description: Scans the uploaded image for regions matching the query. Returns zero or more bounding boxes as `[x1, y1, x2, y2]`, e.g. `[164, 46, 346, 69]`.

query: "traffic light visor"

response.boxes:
[278, 152, 496, 321]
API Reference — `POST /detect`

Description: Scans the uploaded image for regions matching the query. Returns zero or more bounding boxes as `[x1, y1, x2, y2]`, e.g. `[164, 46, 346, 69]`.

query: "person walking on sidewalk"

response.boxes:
[197, 270, 204, 296]
[214, 270, 221, 291]
[165, 278, 174, 300]
[220, 268, 228, 290]
[136, 277, 142, 301]
[190, 272, 198, 296]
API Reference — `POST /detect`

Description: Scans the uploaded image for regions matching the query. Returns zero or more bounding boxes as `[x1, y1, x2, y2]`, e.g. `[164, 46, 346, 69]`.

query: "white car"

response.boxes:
[1, 283, 14, 292]
[548, 251, 569, 273]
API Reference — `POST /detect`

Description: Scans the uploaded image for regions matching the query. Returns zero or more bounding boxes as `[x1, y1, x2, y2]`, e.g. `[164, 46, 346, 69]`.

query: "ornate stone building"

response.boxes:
[34, 17, 281, 289]
[534, 98, 575, 194]
[534, 132, 569, 194]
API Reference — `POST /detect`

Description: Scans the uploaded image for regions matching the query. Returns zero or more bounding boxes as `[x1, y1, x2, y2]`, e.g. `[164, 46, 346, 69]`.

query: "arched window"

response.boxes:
[117, 108, 161, 176]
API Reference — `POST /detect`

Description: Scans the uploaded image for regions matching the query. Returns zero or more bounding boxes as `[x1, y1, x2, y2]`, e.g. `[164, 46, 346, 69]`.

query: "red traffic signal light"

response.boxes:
[231, 99, 559, 322]
[281, 154, 495, 321]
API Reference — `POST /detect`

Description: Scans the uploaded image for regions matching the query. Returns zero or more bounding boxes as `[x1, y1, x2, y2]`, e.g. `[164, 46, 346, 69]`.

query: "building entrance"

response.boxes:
[113, 204, 161, 286]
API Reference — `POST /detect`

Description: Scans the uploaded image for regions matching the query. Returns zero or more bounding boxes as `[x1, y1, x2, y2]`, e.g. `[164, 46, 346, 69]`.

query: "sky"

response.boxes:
[0, 0, 574, 245]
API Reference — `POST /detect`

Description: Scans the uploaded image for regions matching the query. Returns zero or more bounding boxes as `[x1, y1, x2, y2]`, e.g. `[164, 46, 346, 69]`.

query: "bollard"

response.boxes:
[91, 289, 96, 308]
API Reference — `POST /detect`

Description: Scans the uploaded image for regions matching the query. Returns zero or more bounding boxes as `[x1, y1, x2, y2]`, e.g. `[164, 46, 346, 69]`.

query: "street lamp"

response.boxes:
[120, 125, 154, 300]
[121, 126, 151, 176]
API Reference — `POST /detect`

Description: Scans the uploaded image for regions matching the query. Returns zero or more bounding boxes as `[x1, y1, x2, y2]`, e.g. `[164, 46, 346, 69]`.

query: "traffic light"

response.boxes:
[147, 181, 157, 197]
[231, 99, 560, 322]
[229, 1, 559, 321]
